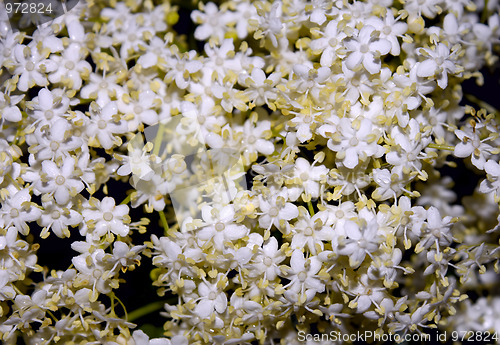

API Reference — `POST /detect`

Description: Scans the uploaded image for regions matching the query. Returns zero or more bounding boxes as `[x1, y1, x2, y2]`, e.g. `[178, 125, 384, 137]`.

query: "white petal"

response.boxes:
[416, 60, 437, 77]
[370, 39, 391, 55]
[345, 51, 363, 70]
[454, 142, 473, 158]
[363, 54, 381, 74]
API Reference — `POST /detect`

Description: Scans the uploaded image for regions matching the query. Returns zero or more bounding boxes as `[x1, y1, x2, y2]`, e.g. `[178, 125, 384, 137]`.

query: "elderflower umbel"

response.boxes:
[0, 0, 500, 344]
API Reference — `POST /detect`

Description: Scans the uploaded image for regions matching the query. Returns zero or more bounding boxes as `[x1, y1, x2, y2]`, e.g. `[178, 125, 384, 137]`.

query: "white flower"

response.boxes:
[37, 200, 82, 238]
[252, 1, 285, 47]
[258, 189, 299, 230]
[27, 88, 71, 127]
[193, 274, 228, 318]
[289, 211, 332, 255]
[366, 11, 408, 56]
[372, 167, 408, 201]
[479, 160, 500, 199]
[327, 118, 383, 169]
[344, 25, 391, 74]
[239, 68, 281, 106]
[48, 43, 91, 90]
[80, 73, 124, 103]
[454, 125, 498, 170]
[310, 19, 347, 67]
[235, 119, 274, 163]
[283, 250, 325, 303]
[415, 206, 454, 251]
[405, 0, 442, 18]
[192, 2, 232, 42]
[338, 219, 381, 268]
[288, 157, 328, 200]
[0, 91, 23, 122]
[117, 89, 160, 128]
[247, 236, 285, 281]
[163, 50, 202, 89]
[0, 188, 41, 235]
[82, 197, 130, 237]
[417, 43, 459, 89]
[35, 157, 84, 205]
[203, 39, 242, 81]
[10, 44, 57, 91]
[28, 118, 83, 163]
[232, 1, 258, 39]
[86, 101, 128, 150]
[386, 119, 431, 174]
[197, 205, 249, 250]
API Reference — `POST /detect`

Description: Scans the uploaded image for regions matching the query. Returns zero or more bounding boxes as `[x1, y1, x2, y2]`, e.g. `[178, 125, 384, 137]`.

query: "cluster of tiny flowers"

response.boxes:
[0, 0, 500, 344]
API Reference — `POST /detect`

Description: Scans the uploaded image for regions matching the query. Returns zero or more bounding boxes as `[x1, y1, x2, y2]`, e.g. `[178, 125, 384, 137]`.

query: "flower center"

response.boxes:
[215, 222, 225, 232]
[26, 61, 35, 71]
[329, 38, 338, 47]
[50, 141, 60, 151]
[10, 208, 19, 218]
[209, 16, 219, 27]
[208, 291, 217, 300]
[305, 227, 313, 236]
[98, 120, 107, 129]
[45, 110, 54, 119]
[349, 137, 359, 146]
[407, 152, 417, 161]
[359, 44, 369, 54]
[51, 210, 61, 219]
[300, 172, 309, 181]
[357, 239, 368, 249]
[99, 81, 108, 89]
[298, 271, 307, 282]
[65, 61, 75, 70]
[247, 135, 256, 144]
[215, 57, 224, 66]
[263, 257, 273, 266]
[134, 105, 143, 114]
[93, 269, 103, 279]
[335, 210, 345, 218]
[103, 212, 114, 222]
[55, 175, 66, 185]
[128, 33, 138, 42]
[383, 26, 392, 35]
[132, 155, 143, 165]
[269, 207, 279, 217]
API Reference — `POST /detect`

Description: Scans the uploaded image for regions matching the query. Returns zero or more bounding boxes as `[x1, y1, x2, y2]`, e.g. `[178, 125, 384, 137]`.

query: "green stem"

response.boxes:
[159, 210, 170, 235]
[127, 301, 165, 322]
[481, 0, 489, 23]
[111, 292, 128, 320]
[428, 143, 455, 151]
[308, 201, 315, 216]
[120, 193, 132, 205]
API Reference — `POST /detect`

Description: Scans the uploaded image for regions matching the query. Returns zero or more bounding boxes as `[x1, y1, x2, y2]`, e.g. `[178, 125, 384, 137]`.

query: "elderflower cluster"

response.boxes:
[0, 0, 500, 344]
